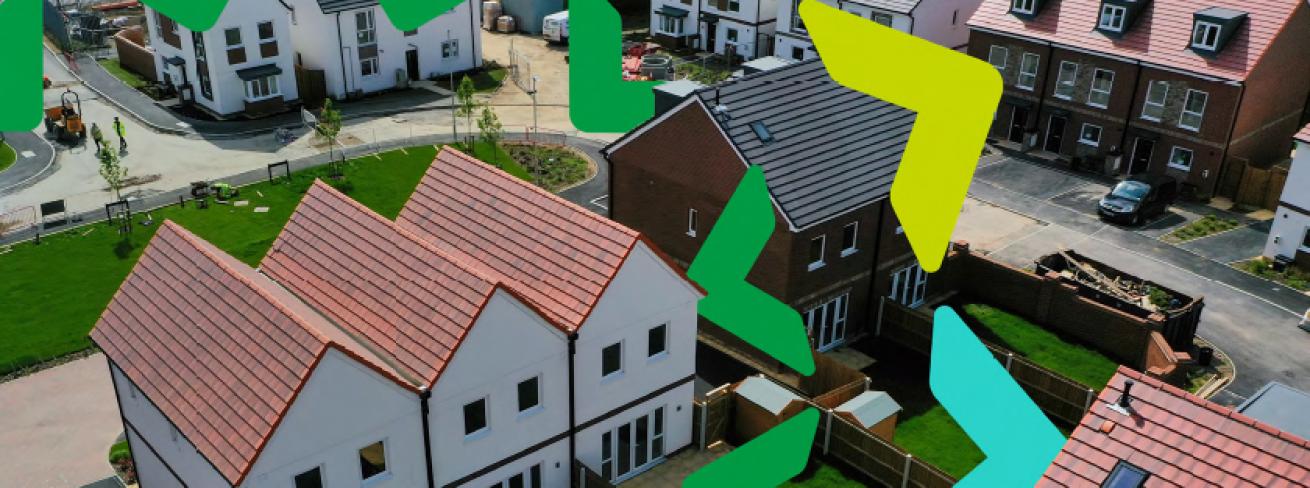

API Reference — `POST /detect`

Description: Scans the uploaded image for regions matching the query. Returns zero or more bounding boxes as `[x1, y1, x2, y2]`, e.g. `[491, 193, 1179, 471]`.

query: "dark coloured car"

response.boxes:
[1098, 175, 1177, 225]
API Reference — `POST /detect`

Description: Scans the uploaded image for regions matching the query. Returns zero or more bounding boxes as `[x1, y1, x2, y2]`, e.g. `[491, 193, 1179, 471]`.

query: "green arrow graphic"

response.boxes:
[568, 0, 661, 132]
[683, 408, 819, 487]
[138, 0, 461, 32]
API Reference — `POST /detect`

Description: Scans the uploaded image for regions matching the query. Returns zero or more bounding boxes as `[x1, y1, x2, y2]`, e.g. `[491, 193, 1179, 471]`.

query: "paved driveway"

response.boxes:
[0, 354, 121, 488]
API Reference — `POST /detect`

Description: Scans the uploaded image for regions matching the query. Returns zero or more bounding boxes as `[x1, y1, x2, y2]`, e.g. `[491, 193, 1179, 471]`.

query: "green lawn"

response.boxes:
[436, 66, 508, 93]
[1234, 257, 1309, 291]
[962, 304, 1119, 389]
[97, 59, 150, 89]
[781, 460, 866, 488]
[108, 439, 131, 464]
[0, 141, 15, 174]
[0, 145, 443, 375]
[1166, 214, 1240, 243]
[461, 140, 531, 181]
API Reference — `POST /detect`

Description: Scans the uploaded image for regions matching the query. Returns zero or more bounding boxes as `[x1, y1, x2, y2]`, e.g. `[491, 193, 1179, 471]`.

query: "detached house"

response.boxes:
[774, 0, 982, 62]
[144, 0, 299, 117]
[285, 0, 482, 99]
[650, 0, 779, 61]
[968, 0, 1310, 200]
[604, 59, 922, 356]
[92, 148, 702, 488]
[1264, 123, 1310, 270]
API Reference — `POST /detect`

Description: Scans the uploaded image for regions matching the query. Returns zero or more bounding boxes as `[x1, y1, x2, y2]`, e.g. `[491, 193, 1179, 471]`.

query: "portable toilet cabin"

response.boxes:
[500, 0, 564, 34]
[731, 375, 807, 444]
[833, 391, 901, 442]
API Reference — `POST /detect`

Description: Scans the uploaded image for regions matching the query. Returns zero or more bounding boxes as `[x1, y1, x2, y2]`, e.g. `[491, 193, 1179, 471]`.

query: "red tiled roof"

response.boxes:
[397, 148, 642, 332]
[90, 222, 414, 485]
[262, 181, 505, 387]
[1296, 122, 1310, 144]
[1039, 366, 1310, 487]
[968, 0, 1305, 80]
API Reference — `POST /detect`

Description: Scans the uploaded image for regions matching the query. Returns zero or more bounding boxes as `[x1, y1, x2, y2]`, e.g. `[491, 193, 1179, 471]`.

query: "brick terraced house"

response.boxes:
[968, 0, 1310, 201]
[604, 59, 924, 356]
[1040, 367, 1310, 487]
[91, 148, 703, 488]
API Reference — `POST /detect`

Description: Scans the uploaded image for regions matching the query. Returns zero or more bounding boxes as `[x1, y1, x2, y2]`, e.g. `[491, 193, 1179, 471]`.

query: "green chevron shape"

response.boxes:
[683, 408, 819, 487]
[687, 166, 816, 376]
[568, 0, 661, 132]
[138, 0, 461, 32]
[0, 0, 40, 130]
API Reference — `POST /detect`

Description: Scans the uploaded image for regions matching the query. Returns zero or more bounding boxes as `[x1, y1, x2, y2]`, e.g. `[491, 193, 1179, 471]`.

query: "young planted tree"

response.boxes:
[317, 98, 343, 157]
[98, 148, 129, 201]
[455, 76, 479, 148]
[477, 105, 504, 165]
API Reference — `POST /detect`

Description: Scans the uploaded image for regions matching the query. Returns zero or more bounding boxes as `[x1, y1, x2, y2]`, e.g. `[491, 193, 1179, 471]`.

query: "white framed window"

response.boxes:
[256, 21, 277, 58]
[1078, 123, 1102, 147]
[687, 208, 698, 237]
[791, 46, 804, 61]
[808, 235, 826, 271]
[1098, 4, 1127, 32]
[1140, 80, 1168, 122]
[442, 39, 459, 59]
[355, 10, 376, 45]
[358, 440, 389, 484]
[463, 397, 489, 437]
[293, 466, 323, 488]
[1179, 89, 1207, 131]
[600, 407, 666, 482]
[841, 222, 858, 257]
[1088, 68, 1114, 108]
[244, 75, 281, 101]
[602, 342, 623, 379]
[1017, 52, 1040, 90]
[517, 375, 541, 414]
[1167, 146, 1194, 171]
[792, 0, 806, 32]
[872, 12, 893, 26]
[648, 323, 668, 358]
[360, 56, 379, 76]
[805, 294, 849, 350]
[224, 28, 246, 65]
[1011, 0, 1036, 15]
[659, 15, 684, 35]
[1301, 227, 1310, 251]
[490, 464, 543, 488]
[1192, 21, 1222, 50]
[889, 262, 928, 307]
[1053, 61, 1078, 99]
[988, 45, 1008, 71]
[727, 0, 740, 11]
[725, 28, 738, 43]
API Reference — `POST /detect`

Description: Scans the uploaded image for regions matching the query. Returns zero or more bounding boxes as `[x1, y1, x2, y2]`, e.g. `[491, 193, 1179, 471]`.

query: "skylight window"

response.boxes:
[1102, 461, 1149, 488]
[750, 121, 774, 144]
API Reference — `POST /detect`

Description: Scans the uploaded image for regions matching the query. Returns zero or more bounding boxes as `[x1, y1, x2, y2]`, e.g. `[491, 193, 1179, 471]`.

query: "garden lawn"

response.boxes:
[781, 460, 866, 488]
[98, 59, 150, 89]
[962, 304, 1119, 389]
[1166, 214, 1240, 243]
[0, 141, 15, 173]
[438, 66, 507, 93]
[0, 145, 439, 375]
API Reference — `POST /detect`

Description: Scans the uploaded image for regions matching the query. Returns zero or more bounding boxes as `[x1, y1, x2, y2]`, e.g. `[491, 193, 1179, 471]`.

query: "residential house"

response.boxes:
[604, 59, 922, 358]
[144, 0, 300, 117]
[650, 0, 779, 60]
[92, 148, 703, 488]
[968, 0, 1310, 200]
[1264, 123, 1310, 269]
[284, 0, 482, 99]
[774, 0, 981, 62]
[1040, 367, 1310, 487]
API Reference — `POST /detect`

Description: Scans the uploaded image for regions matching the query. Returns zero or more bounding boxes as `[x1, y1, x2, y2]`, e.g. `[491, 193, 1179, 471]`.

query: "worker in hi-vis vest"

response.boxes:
[113, 117, 127, 151]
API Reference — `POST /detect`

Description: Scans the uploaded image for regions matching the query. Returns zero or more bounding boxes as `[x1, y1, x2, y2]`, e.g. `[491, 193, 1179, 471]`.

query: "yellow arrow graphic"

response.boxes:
[801, 0, 1001, 272]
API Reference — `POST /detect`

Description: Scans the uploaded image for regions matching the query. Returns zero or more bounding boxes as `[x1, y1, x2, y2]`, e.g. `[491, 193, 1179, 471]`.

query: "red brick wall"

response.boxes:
[1230, 3, 1310, 169]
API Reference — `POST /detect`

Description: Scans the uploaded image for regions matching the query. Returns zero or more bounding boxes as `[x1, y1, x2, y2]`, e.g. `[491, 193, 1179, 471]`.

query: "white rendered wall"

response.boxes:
[650, 0, 702, 42]
[125, 428, 187, 488]
[111, 364, 233, 487]
[912, 0, 980, 49]
[1265, 140, 1310, 259]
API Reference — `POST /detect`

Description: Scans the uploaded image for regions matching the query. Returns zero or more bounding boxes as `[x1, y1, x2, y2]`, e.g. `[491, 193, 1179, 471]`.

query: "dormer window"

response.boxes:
[1012, 0, 1036, 15]
[1190, 7, 1247, 56]
[1095, 0, 1150, 37]
[1191, 21, 1222, 50]
[1098, 4, 1127, 32]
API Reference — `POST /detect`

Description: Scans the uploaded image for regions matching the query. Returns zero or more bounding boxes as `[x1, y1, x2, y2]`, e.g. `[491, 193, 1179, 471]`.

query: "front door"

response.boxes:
[1045, 115, 1067, 153]
[1129, 138, 1155, 175]
[890, 263, 928, 308]
[1008, 106, 1029, 143]
[704, 21, 718, 52]
[601, 407, 667, 482]
[405, 49, 420, 82]
[804, 294, 849, 351]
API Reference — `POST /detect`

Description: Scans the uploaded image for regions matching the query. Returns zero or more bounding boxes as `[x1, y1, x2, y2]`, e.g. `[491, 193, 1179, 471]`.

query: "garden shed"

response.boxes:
[833, 391, 901, 442]
[730, 375, 807, 443]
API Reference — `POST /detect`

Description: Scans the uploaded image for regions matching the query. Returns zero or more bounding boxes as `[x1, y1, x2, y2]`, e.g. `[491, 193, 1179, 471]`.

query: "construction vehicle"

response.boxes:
[43, 89, 87, 143]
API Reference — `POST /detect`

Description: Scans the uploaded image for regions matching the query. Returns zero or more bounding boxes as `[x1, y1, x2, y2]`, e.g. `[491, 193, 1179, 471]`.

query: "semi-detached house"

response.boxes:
[774, 0, 982, 62]
[91, 148, 702, 488]
[650, 0, 779, 61]
[968, 0, 1310, 201]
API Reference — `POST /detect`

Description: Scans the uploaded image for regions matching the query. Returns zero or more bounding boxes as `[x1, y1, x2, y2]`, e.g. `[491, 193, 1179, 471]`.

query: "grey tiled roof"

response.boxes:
[846, 0, 922, 14]
[694, 59, 915, 230]
[316, 0, 380, 14]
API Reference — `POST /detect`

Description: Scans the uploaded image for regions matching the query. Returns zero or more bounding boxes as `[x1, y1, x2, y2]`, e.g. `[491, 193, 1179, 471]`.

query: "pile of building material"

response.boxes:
[1051, 250, 1180, 312]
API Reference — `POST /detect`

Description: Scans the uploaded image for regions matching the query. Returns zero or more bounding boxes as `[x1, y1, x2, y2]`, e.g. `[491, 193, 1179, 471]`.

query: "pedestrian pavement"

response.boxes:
[0, 353, 122, 488]
[0, 131, 56, 196]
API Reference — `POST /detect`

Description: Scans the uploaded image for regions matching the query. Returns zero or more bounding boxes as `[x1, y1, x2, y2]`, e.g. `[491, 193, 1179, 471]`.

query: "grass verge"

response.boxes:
[962, 304, 1119, 389]
[1165, 214, 1240, 243]
[1232, 257, 1309, 291]
[781, 460, 867, 487]
[436, 65, 508, 93]
[97, 58, 150, 89]
[0, 141, 15, 174]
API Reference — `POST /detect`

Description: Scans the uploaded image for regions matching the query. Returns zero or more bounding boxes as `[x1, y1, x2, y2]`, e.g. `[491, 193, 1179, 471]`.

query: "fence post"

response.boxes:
[876, 296, 886, 337]
[823, 409, 833, 455]
[699, 400, 708, 449]
[1084, 388, 1095, 413]
[901, 453, 913, 488]
[1005, 352, 1014, 371]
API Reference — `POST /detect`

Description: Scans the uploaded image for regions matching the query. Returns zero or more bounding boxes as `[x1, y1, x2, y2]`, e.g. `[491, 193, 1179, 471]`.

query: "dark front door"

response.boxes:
[705, 21, 717, 51]
[1130, 138, 1155, 175]
[406, 49, 420, 82]
[1008, 106, 1029, 143]
[1045, 115, 1067, 153]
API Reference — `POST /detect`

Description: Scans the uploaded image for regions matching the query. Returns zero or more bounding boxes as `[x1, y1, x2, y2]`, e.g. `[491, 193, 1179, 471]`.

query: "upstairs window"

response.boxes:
[841, 222, 858, 256]
[1011, 0, 1036, 15]
[1098, 4, 1128, 32]
[872, 12, 893, 27]
[602, 342, 623, 379]
[792, 0, 805, 31]
[808, 235, 826, 271]
[1017, 53, 1040, 90]
[464, 398, 488, 436]
[1192, 21, 1222, 50]
[356, 10, 376, 45]
[1053, 61, 1078, 99]
[987, 46, 1008, 71]
[1179, 89, 1208, 131]
[648, 324, 668, 357]
[294, 467, 323, 488]
[257, 21, 278, 58]
[358, 441, 388, 482]
[727, 0, 740, 12]
[224, 28, 246, 65]
[517, 376, 541, 413]
[1140, 81, 1168, 122]
[1088, 68, 1115, 108]
[442, 39, 459, 58]
[686, 208, 698, 237]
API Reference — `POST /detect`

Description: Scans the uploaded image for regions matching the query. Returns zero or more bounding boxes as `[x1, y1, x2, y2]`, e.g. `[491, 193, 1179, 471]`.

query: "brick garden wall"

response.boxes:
[113, 27, 157, 82]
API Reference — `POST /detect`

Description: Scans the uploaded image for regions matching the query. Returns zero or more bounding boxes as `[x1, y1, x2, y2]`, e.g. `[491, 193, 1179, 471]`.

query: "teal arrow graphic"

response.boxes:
[929, 307, 1065, 486]
[683, 408, 819, 487]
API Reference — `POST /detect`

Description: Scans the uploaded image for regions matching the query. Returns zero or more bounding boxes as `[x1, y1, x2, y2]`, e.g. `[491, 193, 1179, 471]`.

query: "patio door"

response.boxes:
[804, 294, 849, 351]
[890, 263, 928, 308]
[601, 406, 667, 482]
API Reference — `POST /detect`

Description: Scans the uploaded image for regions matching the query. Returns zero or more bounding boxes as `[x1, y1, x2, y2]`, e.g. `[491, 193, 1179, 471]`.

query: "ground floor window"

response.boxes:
[1167, 146, 1193, 172]
[890, 262, 927, 307]
[294, 467, 323, 488]
[659, 15, 684, 35]
[244, 75, 280, 101]
[361, 55, 379, 76]
[601, 406, 666, 482]
[490, 463, 542, 488]
[1078, 123, 1102, 147]
[1301, 227, 1310, 250]
[872, 12, 893, 26]
[791, 46, 804, 60]
[804, 293, 849, 351]
[442, 39, 459, 59]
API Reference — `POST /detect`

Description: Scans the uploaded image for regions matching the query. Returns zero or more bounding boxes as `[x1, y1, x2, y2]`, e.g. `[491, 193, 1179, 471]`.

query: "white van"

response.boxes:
[543, 11, 569, 43]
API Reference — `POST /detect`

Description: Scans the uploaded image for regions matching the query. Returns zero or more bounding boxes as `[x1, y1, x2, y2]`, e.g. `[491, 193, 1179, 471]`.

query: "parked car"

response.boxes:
[1098, 175, 1177, 225]
[543, 11, 568, 43]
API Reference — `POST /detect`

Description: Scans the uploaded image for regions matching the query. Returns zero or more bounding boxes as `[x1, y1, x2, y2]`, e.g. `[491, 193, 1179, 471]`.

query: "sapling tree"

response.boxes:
[477, 105, 503, 165]
[98, 148, 129, 201]
[455, 76, 479, 148]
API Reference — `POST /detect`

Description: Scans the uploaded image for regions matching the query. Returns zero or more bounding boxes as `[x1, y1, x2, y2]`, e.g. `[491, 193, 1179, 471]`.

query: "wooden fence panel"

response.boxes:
[695, 386, 733, 449]
[826, 414, 915, 486]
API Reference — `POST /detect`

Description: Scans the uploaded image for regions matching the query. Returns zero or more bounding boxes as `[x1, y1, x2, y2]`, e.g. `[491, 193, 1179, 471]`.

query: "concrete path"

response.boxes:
[0, 353, 121, 488]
